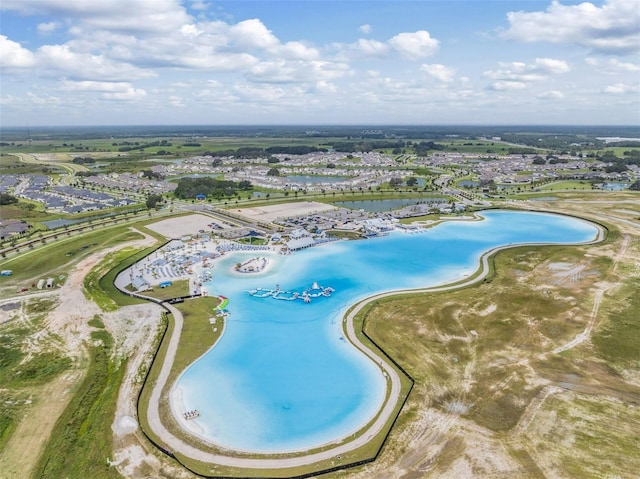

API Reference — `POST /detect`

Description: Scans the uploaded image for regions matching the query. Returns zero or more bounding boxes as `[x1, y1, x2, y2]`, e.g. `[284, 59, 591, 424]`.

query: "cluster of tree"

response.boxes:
[0, 193, 18, 205]
[605, 162, 629, 173]
[548, 156, 569, 164]
[141, 169, 164, 180]
[329, 140, 406, 153]
[597, 151, 639, 173]
[174, 177, 252, 200]
[72, 156, 96, 164]
[629, 180, 640, 191]
[413, 141, 446, 156]
[118, 140, 172, 152]
[145, 193, 164, 209]
[202, 145, 326, 159]
[621, 150, 640, 165]
[265, 146, 325, 155]
[182, 142, 201, 147]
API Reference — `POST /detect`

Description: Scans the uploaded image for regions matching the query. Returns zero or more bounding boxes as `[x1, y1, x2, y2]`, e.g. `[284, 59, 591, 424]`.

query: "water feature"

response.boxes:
[174, 210, 599, 453]
[285, 175, 351, 184]
[601, 183, 629, 191]
[42, 218, 85, 229]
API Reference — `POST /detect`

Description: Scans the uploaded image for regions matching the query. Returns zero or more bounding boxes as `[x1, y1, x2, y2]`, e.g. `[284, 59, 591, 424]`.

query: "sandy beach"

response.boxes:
[121, 236, 281, 294]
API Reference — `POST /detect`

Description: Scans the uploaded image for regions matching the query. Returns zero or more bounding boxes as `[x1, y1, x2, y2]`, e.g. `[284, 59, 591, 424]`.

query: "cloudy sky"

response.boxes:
[1, 0, 639, 127]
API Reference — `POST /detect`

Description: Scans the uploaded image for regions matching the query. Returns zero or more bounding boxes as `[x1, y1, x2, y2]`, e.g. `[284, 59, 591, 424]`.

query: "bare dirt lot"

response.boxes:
[238, 201, 338, 222]
[145, 213, 225, 238]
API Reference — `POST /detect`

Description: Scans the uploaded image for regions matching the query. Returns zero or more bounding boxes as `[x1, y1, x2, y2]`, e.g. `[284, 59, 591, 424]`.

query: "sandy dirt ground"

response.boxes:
[145, 213, 223, 238]
[0, 228, 160, 479]
[238, 201, 338, 222]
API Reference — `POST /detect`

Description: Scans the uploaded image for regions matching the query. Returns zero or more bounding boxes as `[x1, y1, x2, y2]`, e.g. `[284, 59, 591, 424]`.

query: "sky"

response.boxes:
[0, 0, 639, 127]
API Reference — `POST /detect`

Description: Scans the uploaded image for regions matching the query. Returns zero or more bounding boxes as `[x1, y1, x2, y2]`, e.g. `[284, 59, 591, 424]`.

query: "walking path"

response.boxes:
[552, 233, 628, 355]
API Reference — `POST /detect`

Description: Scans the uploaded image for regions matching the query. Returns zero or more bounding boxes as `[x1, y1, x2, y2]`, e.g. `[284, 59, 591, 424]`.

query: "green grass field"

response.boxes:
[32, 318, 124, 479]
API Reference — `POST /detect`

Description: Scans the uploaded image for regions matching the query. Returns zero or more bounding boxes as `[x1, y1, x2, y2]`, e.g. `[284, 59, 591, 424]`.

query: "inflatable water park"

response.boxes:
[247, 282, 335, 303]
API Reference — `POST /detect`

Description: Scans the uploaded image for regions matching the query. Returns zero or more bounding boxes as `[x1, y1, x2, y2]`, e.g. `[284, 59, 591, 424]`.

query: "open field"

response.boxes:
[0, 190, 638, 478]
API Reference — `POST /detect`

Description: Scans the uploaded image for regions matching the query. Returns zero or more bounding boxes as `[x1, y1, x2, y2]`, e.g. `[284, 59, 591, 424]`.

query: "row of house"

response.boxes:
[5, 174, 138, 213]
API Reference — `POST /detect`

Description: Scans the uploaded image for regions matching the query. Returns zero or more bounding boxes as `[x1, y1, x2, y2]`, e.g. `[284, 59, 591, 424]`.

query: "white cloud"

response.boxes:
[246, 59, 349, 83]
[189, 0, 208, 11]
[359, 24, 372, 34]
[58, 79, 146, 100]
[36, 44, 154, 81]
[388, 31, 439, 59]
[502, 0, 640, 55]
[102, 87, 147, 100]
[537, 90, 565, 99]
[0, 95, 20, 106]
[351, 38, 389, 57]
[484, 58, 570, 89]
[421, 63, 455, 82]
[0, 36, 36, 68]
[27, 91, 63, 106]
[586, 57, 640, 73]
[603, 83, 639, 94]
[233, 83, 286, 103]
[338, 30, 439, 61]
[277, 41, 320, 61]
[1, 0, 192, 34]
[168, 95, 185, 107]
[534, 57, 571, 74]
[228, 18, 279, 50]
[314, 80, 338, 94]
[60, 80, 134, 92]
[37, 22, 59, 34]
[488, 80, 527, 91]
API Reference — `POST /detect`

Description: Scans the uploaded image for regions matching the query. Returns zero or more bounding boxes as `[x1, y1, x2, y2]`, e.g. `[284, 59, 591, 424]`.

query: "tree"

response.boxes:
[0, 193, 18, 205]
[146, 193, 164, 209]
[629, 180, 640, 191]
[267, 168, 280, 176]
[389, 177, 403, 188]
[406, 177, 418, 187]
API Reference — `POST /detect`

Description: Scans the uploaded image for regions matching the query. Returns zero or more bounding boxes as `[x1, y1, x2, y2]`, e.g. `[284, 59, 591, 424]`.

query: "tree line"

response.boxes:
[174, 177, 253, 200]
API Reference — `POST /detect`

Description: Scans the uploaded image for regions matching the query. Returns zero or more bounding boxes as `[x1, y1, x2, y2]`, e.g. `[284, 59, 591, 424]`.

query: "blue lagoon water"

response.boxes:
[286, 175, 351, 184]
[174, 210, 599, 452]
